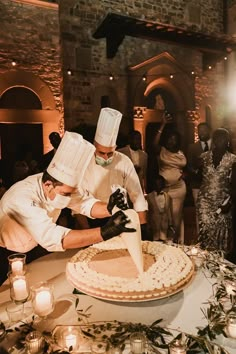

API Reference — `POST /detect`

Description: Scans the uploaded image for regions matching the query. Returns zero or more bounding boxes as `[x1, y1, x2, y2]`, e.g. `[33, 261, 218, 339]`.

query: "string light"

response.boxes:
[169, 73, 174, 79]
[109, 73, 114, 81]
[11, 60, 17, 66]
[142, 74, 147, 81]
[67, 69, 72, 76]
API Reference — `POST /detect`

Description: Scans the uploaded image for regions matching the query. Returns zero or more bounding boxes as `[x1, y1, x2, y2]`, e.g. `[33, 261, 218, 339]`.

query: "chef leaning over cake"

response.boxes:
[0, 132, 135, 285]
[74, 107, 148, 239]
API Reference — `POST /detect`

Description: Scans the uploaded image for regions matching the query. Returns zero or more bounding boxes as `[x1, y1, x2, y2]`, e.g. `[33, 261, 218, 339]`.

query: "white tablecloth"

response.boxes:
[0, 249, 235, 353]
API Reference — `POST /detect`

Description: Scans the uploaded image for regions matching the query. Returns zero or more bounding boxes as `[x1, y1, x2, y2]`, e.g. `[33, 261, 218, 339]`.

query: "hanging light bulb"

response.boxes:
[170, 73, 174, 79]
[142, 74, 147, 81]
[224, 56, 228, 61]
[11, 60, 17, 66]
[109, 73, 114, 81]
[208, 65, 212, 70]
[67, 69, 72, 76]
[191, 70, 195, 75]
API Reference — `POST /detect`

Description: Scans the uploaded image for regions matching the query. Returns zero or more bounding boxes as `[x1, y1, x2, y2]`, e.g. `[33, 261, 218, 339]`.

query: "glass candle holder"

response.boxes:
[169, 340, 187, 354]
[129, 332, 146, 354]
[8, 253, 26, 275]
[53, 325, 81, 352]
[31, 281, 54, 318]
[25, 331, 45, 354]
[8, 271, 30, 304]
[226, 312, 236, 339]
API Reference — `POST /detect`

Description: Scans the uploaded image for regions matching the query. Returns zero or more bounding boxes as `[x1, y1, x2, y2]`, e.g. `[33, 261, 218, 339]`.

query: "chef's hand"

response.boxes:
[101, 210, 136, 241]
[107, 189, 129, 214]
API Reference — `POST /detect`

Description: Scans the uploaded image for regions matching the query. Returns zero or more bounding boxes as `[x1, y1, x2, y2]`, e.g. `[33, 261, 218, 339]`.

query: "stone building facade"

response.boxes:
[1, 0, 236, 174]
[59, 0, 234, 151]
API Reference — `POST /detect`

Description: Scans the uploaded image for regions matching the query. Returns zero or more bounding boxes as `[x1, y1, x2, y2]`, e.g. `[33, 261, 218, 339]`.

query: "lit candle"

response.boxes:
[169, 340, 187, 354]
[227, 313, 236, 339]
[11, 260, 24, 274]
[65, 333, 77, 349]
[225, 281, 236, 296]
[35, 290, 53, 317]
[191, 247, 198, 255]
[227, 322, 236, 339]
[13, 278, 28, 301]
[8, 253, 26, 274]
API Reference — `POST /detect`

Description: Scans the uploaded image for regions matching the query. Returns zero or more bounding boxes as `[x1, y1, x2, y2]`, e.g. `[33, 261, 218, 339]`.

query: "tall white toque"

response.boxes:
[94, 107, 122, 147]
[47, 131, 95, 187]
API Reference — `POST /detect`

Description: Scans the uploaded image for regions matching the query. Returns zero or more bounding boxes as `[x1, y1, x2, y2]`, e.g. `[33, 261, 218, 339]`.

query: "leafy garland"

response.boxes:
[1, 250, 235, 354]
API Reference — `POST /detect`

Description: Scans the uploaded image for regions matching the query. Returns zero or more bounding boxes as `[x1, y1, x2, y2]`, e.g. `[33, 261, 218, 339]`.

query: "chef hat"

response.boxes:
[94, 108, 122, 147]
[47, 131, 95, 187]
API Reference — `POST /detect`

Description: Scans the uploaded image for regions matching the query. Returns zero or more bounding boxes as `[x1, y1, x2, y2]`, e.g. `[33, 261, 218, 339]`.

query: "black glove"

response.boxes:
[107, 189, 129, 214]
[101, 210, 136, 241]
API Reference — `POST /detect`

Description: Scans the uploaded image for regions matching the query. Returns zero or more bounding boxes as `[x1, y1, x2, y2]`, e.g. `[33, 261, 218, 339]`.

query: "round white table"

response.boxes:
[0, 249, 235, 353]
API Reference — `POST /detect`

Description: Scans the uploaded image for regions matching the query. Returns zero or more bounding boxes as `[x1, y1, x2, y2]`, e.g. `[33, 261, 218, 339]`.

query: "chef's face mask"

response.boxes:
[48, 193, 71, 209]
[47, 185, 72, 209]
[95, 155, 113, 166]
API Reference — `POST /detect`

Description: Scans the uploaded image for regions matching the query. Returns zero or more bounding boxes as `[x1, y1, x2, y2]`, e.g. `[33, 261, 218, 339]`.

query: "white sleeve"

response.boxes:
[69, 188, 100, 218]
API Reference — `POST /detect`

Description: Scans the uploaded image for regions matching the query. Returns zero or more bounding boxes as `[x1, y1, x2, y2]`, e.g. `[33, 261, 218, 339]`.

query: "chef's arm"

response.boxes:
[90, 201, 110, 218]
[62, 211, 136, 249]
[138, 210, 147, 224]
[62, 227, 103, 249]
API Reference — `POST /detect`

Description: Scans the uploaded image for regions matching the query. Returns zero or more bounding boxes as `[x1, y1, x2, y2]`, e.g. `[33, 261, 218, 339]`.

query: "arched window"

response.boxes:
[0, 87, 42, 109]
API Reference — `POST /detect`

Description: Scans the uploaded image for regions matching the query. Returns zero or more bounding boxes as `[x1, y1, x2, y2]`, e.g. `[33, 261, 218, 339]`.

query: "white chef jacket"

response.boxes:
[0, 173, 99, 252]
[81, 151, 147, 212]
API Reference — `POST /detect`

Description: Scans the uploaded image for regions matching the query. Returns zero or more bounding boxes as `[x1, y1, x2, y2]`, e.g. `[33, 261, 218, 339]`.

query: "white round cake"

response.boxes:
[66, 238, 194, 302]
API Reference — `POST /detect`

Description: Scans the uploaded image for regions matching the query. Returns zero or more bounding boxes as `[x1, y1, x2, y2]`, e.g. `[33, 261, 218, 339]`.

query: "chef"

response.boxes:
[0, 132, 134, 285]
[74, 107, 149, 239]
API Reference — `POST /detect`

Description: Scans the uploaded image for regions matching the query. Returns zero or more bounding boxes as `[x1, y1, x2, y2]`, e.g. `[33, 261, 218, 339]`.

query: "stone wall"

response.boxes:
[59, 0, 226, 133]
[0, 0, 62, 113]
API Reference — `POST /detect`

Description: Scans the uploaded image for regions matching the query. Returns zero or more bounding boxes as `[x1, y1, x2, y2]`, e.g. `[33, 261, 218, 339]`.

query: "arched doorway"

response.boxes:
[0, 70, 62, 187]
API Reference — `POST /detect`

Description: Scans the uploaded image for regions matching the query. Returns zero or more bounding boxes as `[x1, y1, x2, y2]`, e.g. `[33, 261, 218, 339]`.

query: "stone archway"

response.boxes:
[128, 52, 196, 152]
[0, 69, 62, 154]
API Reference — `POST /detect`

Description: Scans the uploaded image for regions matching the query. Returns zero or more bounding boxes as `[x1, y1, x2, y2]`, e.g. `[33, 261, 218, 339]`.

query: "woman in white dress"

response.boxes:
[153, 114, 187, 243]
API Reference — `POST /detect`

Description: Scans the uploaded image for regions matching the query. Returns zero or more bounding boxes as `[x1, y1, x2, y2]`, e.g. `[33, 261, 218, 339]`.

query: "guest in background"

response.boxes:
[12, 145, 39, 183]
[187, 122, 212, 233]
[197, 128, 236, 258]
[118, 130, 148, 193]
[40, 132, 62, 171]
[147, 174, 175, 241]
[153, 113, 187, 243]
[74, 107, 149, 240]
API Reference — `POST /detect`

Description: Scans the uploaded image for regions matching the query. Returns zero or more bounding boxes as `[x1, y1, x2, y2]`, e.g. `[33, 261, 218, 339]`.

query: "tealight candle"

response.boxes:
[225, 281, 236, 296]
[169, 340, 187, 354]
[65, 333, 77, 349]
[227, 313, 236, 339]
[61, 327, 80, 351]
[191, 247, 198, 256]
[130, 332, 146, 354]
[25, 331, 45, 354]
